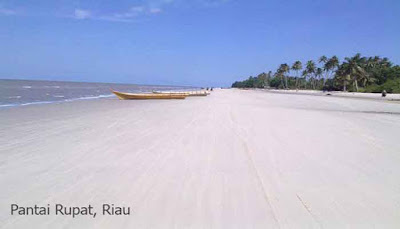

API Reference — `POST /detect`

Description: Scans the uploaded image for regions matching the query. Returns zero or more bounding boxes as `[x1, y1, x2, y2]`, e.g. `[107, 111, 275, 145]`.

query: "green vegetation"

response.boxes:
[231, 54, 400, 93]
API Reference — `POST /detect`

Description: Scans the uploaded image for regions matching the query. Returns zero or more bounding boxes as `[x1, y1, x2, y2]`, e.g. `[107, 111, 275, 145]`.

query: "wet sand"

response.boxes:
[1, 89, 400, 228]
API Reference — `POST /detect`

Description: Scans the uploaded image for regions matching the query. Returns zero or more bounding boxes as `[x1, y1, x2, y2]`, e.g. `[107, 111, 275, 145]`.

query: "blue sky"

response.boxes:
[1, 0, 399, 87]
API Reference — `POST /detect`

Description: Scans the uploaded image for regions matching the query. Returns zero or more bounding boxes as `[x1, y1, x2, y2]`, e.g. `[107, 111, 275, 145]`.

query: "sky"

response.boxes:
[0, 0, 399, 87]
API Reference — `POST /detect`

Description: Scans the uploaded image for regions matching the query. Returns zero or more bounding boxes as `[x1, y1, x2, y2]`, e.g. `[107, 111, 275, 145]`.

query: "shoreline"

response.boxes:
[3, 88, 400, 110]
[0, 94, 115, 109]
[0, 79, 200, 109]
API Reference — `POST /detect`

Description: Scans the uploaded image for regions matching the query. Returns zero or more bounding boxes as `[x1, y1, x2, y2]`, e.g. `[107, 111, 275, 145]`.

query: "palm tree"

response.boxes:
[315, 67, 323, 89]
[364, 57, 379, 87]
[292, 61, 302, 89]
[322, 56, 340, 86]
[330, 56, 339, 65]
[341, 53, 368, 92]
[267, 71, 272, 87]
[335, 64, 351, 91]
[274, 69, 284, 89]
[278, 63, 290, 89]
[302, 70, 308, 89]
[257, 72, 268, 88]
[381, 57, 391, 67]
[318, 56, 328, 86]
[306, 60, 316, 89]
[319, 56, 328, 64]
[282, 63, 290, 89]
[367, 56, 392, 85]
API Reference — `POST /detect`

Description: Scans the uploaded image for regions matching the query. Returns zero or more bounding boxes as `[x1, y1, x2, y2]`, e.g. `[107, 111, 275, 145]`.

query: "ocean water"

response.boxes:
[0, 79, 194, 108]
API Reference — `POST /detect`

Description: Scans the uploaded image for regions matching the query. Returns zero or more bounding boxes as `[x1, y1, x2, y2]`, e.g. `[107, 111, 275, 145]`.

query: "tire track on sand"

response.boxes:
[227, 106, 281, 228]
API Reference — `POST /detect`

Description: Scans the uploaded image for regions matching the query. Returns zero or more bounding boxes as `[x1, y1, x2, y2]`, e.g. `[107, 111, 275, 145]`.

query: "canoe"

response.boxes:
[152, 91, 191, 96]
[112, 91, 187, 100]
[153, 91, 209, 96]
[188, 91, 209, 96]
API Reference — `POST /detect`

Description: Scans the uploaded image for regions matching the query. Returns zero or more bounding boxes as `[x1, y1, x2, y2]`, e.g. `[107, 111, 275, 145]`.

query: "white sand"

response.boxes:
[267, 89, 400, 101]
[1, 89, 400, 228]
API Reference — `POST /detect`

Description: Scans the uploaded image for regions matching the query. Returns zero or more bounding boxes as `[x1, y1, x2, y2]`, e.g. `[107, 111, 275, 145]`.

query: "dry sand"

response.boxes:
[267, 89, 400, 101]
[1, 89, 400, 228]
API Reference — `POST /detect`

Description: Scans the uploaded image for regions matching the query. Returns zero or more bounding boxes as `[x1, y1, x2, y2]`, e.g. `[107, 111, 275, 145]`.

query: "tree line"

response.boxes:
[231, 54, 400, 93]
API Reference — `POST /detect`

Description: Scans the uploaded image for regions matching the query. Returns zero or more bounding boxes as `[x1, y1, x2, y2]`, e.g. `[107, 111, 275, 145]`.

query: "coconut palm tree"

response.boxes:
[306, 60, 316, 89]
[322, 56, 340, 86]
[315, 67, 323, 89]
[319, 56, 328, 64]
[381, 57, 391, 67]
[282, 63, 290, 89]
[363, 57, 379, 87]
[336, 64, 351, 91]
[292, 61, 302, 88]
[318, 56, 328, 85]
[232, 53, 399, 92]
[331, 56, 339, 65]
[302, 70, 308, 89]
[268, 71, 273, 87]
[341, 53, 368, 92]
[278, 63, 290, 89]
[274, 69, 284, 89]
[256, 72, 268, 88]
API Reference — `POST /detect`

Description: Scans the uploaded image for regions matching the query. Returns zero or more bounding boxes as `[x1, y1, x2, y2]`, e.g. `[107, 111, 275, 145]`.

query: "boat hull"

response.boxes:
[152, 91, 190, 96]
[112, 91, 187, 100]
[153, 91, 208, 96]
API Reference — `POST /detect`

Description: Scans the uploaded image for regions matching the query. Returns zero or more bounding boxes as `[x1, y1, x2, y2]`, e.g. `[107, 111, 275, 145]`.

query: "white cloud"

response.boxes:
[1, 0, 230, 21]
[149, 8, 162, 14]
[67, 0, 229, 23]
[80, 5, 164, 22]
[198, 0, 230, 7]
[112, 6, 145, 19]
[74, 9, 91, 19]
[0, 7, 17, 15]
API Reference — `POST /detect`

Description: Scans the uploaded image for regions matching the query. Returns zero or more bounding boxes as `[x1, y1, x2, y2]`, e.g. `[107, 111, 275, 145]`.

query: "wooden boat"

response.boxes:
[189, 91, 209, 96]
[112, 90, 187, 100]
[152, 91, 190, 96]
[153, 90, 209, 96]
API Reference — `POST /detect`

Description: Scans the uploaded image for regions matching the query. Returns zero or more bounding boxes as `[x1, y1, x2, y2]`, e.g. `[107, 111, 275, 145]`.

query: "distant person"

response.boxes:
[382, 90, 387, 97]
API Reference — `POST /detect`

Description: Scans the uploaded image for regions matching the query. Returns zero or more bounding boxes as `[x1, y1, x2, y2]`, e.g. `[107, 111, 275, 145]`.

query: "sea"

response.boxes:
[0, 79, 195, 108]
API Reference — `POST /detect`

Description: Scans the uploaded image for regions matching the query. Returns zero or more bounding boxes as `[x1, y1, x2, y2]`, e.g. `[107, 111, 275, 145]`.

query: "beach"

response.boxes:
[1, 89, 400, 228]
[266, 89, 400, 101]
